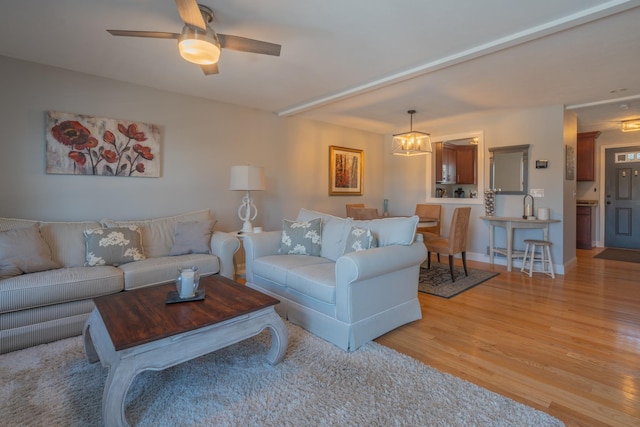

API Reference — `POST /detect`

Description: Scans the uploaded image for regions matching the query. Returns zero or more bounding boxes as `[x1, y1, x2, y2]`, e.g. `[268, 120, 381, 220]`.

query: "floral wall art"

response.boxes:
[46, 111, 161, 177]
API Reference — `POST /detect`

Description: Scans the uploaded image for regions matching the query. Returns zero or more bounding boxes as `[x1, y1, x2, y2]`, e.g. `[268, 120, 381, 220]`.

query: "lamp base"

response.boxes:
[237, 191, 258, 233]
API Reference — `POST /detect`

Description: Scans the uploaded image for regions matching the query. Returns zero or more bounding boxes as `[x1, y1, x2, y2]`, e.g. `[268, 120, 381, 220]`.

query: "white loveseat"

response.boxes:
[0, 209, 240, 354]
[243, 209, 427, 351]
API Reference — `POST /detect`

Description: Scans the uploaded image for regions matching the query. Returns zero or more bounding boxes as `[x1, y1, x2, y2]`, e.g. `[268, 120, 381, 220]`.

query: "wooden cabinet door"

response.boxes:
[435, 142, 456, 184]
[577, 131, 600, 181]
[456, 145, 477, 184]
[576, 206, 592, 249]
[435, 142, 444, 183]
[443, 145, 456, 184]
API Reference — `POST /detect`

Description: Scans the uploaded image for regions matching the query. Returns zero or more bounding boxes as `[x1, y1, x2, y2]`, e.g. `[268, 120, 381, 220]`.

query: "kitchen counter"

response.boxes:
[577, 199, 598, 206]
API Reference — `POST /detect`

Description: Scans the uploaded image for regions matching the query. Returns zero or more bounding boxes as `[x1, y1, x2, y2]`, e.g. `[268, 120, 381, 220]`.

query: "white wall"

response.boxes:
[0, 55, 580, 271]
[384, 105, 571, 272]
[0, 56, 385, 232]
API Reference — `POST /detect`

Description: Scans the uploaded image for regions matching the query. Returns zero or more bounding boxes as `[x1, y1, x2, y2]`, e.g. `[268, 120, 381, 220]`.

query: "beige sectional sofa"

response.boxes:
[0, 209, 240, 354]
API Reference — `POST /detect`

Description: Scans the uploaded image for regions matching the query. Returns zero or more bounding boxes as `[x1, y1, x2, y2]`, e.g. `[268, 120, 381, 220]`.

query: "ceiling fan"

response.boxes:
[106, 0, 281, 75]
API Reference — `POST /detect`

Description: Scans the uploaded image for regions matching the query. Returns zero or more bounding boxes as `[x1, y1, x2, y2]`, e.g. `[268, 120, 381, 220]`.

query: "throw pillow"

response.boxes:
[0, 223, 61, 279]
[279, 218, 322, 256]
[343, 226, 377, 254]
[168, 219, 215, 256]
[84, 226, 145, 266]
[353, 215, 419, 247]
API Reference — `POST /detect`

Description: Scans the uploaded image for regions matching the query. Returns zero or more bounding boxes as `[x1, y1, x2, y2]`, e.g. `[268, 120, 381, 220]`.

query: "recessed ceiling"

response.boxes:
[0, 0, 638, 134]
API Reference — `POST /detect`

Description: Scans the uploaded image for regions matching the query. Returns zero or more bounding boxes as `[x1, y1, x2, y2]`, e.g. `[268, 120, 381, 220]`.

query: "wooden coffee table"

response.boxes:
[82, 274, 287, 427]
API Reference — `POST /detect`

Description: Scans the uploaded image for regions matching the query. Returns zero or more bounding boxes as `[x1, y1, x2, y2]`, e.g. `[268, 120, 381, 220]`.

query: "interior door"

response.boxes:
[604, 146, 640, 248]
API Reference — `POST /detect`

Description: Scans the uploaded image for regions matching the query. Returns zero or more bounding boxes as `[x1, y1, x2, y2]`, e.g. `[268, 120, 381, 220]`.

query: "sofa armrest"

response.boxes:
[336, 241, 427, 284]
[243, 231, 281, 281]
[333, 241, 426, 323]
[210, 231, 241, 279]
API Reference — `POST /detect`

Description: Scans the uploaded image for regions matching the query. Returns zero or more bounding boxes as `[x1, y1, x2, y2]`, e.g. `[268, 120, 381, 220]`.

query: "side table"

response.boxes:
[232, 230, 262, 279]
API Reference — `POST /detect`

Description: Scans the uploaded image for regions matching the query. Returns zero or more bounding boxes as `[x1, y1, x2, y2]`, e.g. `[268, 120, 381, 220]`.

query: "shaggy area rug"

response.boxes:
[419, 262, 499, 298]
[0, 322, 562, 426]
[593, 248, 640, 263]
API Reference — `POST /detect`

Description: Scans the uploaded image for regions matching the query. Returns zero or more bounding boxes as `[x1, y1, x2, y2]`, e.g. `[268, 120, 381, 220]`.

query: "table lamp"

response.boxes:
[230, 165, 265, 233]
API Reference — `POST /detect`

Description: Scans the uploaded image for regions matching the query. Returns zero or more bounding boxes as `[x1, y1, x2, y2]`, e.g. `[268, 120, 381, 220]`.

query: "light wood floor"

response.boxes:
[376, 248, 640, 427]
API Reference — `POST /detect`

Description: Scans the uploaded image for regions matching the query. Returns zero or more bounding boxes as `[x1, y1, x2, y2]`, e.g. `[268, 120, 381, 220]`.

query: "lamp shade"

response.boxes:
[392, 110, 432, 156]
[230, 166, 265, 191]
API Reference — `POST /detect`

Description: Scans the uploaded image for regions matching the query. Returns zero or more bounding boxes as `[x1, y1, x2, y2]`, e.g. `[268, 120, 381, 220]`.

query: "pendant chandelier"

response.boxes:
[392, 110, 432, 156]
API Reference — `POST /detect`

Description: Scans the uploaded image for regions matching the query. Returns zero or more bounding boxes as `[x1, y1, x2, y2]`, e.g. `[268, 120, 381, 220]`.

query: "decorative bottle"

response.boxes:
[484, 189, 495, 216]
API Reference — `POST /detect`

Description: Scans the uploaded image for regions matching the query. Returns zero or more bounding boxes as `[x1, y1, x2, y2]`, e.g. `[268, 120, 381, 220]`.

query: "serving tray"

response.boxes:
[165, 288, 206, 304]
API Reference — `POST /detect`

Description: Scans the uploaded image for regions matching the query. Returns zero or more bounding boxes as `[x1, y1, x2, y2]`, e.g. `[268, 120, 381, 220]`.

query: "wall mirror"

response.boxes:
[488, 144, 529, 195]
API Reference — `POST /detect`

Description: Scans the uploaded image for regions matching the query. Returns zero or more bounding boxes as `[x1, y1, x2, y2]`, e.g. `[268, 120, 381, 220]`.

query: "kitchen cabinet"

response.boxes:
[577, 131, 600, 181]
[576, 205, 592, 249]
[456, 145, 477, 184]
[435, 142, 457, 184]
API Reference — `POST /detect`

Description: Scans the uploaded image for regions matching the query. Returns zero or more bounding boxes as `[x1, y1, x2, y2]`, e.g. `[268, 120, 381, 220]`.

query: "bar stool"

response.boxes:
[520, 239, 555, 278]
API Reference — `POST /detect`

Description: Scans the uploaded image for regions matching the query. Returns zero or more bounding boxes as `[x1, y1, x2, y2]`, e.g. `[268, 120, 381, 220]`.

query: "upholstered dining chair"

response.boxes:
[350, 207, 380, 220]
[346, 203, 365, 217]
[425, 207, 471, 282]
[415, 204, 442, 239]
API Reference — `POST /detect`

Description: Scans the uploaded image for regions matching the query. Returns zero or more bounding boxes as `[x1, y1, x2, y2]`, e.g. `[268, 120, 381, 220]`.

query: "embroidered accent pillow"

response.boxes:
[343, 226, 377, 254]
[168, 219, 215, 256]
[84, 226, 145, 266]
[279, 218, 322, 256]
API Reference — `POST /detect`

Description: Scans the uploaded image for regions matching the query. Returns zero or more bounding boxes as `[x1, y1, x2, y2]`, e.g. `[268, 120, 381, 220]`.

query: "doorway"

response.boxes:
[604, 146, 640, 248]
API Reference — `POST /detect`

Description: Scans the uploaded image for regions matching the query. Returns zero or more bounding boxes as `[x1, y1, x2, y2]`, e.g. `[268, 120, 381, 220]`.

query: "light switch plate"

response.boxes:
[530, 188, 544, 197]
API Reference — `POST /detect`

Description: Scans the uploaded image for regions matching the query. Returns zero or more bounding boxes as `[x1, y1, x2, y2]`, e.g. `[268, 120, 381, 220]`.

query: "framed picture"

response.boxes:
[46, 110, 161, 177]
[329, 145, 363, 196]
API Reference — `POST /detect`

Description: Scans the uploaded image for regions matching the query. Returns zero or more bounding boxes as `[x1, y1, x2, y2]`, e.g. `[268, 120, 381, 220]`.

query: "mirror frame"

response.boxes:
[488, 144, 530, 195]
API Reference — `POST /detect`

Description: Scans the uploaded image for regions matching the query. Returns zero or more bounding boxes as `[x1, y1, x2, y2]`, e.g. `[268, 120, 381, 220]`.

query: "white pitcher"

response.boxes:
[176, 266, 200, 299]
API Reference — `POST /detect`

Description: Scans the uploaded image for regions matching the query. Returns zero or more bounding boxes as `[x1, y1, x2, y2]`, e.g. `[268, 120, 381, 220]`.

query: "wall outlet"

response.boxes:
[530, 188, 544, 197]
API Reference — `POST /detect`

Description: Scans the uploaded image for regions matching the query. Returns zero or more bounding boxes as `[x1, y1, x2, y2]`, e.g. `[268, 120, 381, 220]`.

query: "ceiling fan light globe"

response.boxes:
[178, 26, 221, 65]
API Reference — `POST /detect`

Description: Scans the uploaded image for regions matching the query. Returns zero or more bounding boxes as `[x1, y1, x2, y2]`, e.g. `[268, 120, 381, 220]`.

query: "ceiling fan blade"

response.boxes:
[175, 0, 207, 31]
[107, 30, 179, 39]
[218, 34, 281, 56]
[201, 63, 219, 75]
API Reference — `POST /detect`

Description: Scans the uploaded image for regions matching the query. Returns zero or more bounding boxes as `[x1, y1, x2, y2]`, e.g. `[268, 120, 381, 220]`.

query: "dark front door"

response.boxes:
[604, 146, 640, 248]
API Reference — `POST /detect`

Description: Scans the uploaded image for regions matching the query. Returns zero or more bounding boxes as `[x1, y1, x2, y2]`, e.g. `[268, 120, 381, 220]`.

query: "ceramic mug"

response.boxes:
[176, 266, 200, 299]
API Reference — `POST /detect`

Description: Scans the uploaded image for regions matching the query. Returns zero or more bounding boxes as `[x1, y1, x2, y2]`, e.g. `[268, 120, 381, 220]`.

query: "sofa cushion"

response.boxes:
[0, 266, 123, 313]
[38, 221, 103, 268]
[296, 209, 350, 261]
[118, 254, 220, 290]
[353, 215, 419, 247]
[0, 224, 61, 280]
[253, 254, 333, 285]
[343, 226, 377, 254]
[279, 218, 322, 256]
[0, 217, 38, 232]
[168, 219, 215, 256]
[287, 263, 336, 304]
[102, 209, 213, 258]
[84, 226, 145, 266]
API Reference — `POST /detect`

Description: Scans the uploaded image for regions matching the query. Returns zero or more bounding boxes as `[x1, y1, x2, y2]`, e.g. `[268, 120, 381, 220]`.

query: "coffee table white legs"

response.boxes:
[83, 307, 288, 427]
